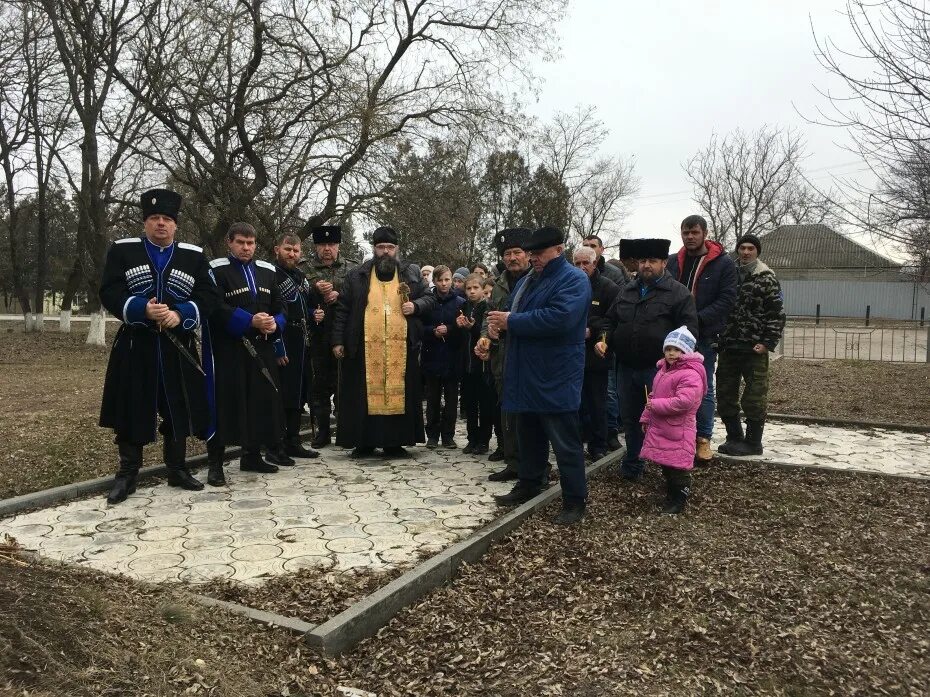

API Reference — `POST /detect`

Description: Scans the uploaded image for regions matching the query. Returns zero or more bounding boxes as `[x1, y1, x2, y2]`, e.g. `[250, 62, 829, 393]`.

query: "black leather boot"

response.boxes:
[106, 442, 142, 505]
[285, 410, 319, 458]
[725, 419, 765, 456]
[606, 429, 622, 451]
[206, 441, 226, 487]
[240, 448, 279, 473]
[493, 481, 543, 506]
[164, 438, 204, 490]
[265, 442, 296, 466]
[716, 417, 746, 455]
[553, 500, 586, 525]
[310, 404, 331, 448]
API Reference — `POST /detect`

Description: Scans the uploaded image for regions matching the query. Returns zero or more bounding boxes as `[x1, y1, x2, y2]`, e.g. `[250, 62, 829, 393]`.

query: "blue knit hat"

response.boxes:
[664, 326, 696, 353]
[453, 267, 469, 281]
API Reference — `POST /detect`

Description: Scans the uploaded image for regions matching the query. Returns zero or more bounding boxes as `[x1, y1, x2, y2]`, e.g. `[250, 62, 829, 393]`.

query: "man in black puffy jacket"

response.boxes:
[666, 214, 737, 465]
[599, 238, 698, 480]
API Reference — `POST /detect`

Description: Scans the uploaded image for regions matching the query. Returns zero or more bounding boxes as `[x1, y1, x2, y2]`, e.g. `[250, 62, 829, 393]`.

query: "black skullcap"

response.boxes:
[372, 226, 398, 245]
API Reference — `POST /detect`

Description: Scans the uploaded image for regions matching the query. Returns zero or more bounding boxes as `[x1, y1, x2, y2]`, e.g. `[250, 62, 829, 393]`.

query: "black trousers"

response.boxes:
[424, 373, 459, 440]
[581, 370, 608, 455]
[461, 372, 496, 446]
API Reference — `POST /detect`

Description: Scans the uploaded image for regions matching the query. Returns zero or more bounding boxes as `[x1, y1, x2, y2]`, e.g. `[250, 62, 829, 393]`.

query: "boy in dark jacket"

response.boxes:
[457, 273, 496, 454]
[421, 265, 466, 448]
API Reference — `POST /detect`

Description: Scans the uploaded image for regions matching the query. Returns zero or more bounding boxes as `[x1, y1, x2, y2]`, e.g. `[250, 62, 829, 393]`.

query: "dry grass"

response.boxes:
[0, 326, 204, 500]
[769, 358, 930, 426]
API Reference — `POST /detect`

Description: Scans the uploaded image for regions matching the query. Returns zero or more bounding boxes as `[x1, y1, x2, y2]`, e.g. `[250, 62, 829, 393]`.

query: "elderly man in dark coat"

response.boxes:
[489, 226, 592, 525]
[598, 238, 698, 481]
[572, 245, 621, 461]
[99, 189, 221, 504]
[331, 226, 436, 458]
[204, 222, 287, 485]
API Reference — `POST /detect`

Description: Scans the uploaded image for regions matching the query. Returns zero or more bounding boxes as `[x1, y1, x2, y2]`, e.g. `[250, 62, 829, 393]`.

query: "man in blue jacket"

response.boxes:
[487, 226, 592, 525]
[665, 215, 737, 464]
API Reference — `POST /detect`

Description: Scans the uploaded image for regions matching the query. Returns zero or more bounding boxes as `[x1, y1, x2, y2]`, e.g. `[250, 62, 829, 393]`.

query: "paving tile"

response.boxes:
[24, 420, 918, 589]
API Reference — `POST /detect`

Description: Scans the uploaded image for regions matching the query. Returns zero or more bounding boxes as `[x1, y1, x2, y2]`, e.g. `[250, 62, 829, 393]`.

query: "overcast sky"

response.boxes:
[528, 0, 877, 254]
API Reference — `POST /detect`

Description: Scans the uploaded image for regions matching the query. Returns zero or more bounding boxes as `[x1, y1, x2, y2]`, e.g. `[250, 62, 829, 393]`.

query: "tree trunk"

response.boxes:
[86, 310, 106, 346]
[4, 173, 33, 326]
[61, 245, 84, 313]
[59, 309, 71, 333]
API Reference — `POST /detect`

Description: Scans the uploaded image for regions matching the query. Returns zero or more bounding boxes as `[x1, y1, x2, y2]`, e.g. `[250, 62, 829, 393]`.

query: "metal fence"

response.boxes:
[778, 320, 930, 363]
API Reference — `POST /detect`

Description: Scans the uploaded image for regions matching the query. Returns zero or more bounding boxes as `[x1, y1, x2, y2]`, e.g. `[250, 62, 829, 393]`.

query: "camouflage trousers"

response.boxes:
[716, 349, 770, 421]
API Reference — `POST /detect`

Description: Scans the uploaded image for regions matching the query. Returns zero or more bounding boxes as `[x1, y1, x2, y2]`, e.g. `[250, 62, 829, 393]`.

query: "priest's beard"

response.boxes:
[375, 254, 400, 280]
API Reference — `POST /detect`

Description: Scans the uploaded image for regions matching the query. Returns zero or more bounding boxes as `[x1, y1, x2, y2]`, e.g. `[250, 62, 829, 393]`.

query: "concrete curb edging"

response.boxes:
[303, 450, 623, 655]
[716, 453, 930, 482]
[766, 412, 930, 434]
[0, 428, 315, 518]
[192, 594, 316, 635]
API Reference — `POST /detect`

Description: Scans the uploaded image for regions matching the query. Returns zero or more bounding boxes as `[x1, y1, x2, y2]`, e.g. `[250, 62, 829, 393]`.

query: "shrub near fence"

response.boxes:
[779, 318, 930, 363]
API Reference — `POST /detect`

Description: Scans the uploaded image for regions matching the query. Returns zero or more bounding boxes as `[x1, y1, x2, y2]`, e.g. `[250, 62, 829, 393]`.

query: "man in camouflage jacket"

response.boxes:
[301, 225, 357, 447]
[477, 227, 532, 480]
[716, 234, 786, 457]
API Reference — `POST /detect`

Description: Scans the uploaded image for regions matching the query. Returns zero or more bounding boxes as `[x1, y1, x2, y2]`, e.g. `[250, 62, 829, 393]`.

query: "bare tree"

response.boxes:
[813, 0, 930, 270]
[38, 0, 150, 343]
[22, 4, 73, 331]
[94, 0, 563, 255]
[0, 4, 35, 327]
[684, 126, 808, 247]
[536, 106, 639, 245]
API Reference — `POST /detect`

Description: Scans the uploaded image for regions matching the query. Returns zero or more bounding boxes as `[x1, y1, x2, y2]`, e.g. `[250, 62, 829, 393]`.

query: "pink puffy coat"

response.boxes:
[639, 352, 707, 470]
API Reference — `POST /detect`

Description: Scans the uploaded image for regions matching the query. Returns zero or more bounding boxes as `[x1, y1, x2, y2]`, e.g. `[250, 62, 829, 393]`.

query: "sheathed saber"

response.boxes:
[241, 336, 279, 392]
[159, 327, 206, 376]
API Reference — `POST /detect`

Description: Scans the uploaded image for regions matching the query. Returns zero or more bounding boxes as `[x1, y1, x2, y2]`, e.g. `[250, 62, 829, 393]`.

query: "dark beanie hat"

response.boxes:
[372, 226, 399, 245]
[141, 189, 182, 222]
[737, 233, 762, 254]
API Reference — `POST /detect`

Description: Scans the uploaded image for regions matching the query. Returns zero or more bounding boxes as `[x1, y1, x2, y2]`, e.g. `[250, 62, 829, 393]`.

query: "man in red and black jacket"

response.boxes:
[665, 214, 737, 465]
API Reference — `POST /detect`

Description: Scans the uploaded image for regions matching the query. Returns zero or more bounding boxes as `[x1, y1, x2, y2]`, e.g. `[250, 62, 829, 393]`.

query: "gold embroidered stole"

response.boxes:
[364, 269, 407, 415]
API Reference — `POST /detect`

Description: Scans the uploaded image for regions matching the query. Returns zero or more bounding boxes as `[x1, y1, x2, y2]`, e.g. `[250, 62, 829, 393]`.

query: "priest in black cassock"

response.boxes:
[331, 226, 436, 458]
[272, 232, 322, 459]
[99, 189, 221, 505]
[204, 222, 287, 485]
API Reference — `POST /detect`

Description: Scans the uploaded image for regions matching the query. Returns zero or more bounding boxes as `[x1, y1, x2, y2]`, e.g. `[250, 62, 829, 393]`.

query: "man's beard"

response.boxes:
[375, 254, 399, 278]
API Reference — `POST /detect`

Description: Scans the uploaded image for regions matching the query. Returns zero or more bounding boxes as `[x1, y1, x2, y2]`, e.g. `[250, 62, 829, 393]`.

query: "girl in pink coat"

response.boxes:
[640, 326, 707, 514]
